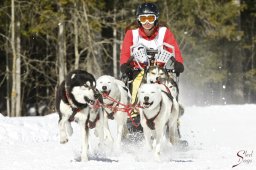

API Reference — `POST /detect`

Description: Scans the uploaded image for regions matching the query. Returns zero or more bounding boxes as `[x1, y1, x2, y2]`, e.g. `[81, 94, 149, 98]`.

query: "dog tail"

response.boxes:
[66, 121, 73, 136]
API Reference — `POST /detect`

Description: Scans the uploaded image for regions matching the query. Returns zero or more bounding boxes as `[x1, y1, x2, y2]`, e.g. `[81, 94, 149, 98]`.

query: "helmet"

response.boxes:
[136, 3, 159, 26]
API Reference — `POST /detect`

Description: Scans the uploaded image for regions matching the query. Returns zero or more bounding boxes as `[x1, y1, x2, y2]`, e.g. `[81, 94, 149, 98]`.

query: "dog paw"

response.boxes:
[154, 152, 161, 161]
[146, 143, 153, 151]
[81, 155, 88, 162]
[177, 140, 189, 148]
[60, 138, 68, 144]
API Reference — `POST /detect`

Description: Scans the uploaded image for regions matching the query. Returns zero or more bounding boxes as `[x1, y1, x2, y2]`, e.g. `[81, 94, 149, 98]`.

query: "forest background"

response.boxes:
[0, 0, 255, 117]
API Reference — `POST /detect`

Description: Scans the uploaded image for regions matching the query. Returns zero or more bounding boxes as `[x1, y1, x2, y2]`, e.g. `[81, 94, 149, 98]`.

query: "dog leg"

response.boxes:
[143, 128, 153, 151]
[122, 123, 129, 139]
[169, 121, 178, 145]
[66, 121, 73, 136]
[75, 111, 90, 162]
[116, 122, 124, 150]
[80, 123, 89, 162]
[103, 113, 114, 143]
[58, 116, 70, 144]
[154, 130, 164, 161]
[96, 126, 104, 150]
[94, 115, 105, 150]
[169, 99, 180, 145]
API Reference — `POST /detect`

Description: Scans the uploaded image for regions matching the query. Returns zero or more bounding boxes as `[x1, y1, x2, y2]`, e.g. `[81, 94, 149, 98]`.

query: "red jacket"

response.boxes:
[120, 26, 183, 68]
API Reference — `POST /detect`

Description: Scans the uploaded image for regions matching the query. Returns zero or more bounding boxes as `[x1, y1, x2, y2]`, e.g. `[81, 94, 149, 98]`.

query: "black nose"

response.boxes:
[144, 96, 149, 102]
[102, 86, 107, 91]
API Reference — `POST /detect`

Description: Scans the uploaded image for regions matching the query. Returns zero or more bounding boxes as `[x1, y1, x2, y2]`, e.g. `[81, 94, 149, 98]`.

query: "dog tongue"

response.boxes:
[102, 93, 107, 98]
[102, 91, 110, 97]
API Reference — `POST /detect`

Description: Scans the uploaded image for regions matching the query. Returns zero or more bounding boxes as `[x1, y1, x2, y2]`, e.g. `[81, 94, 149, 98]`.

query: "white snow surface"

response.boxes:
[0, 105, 256, 170]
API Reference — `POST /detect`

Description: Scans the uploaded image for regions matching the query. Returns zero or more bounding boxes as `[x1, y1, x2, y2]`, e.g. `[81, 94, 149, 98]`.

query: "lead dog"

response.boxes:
[55, 70, 101, 161]
[96, 75, 130, 149]
[138, 83, 179, 160]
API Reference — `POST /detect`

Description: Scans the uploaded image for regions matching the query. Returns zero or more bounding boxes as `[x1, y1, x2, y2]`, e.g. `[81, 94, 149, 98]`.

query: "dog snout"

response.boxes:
[144, 96, 149, 102]
[94, 89, 101, 98]
[94, 93, 99, 98]
[102, 86, 107, 91]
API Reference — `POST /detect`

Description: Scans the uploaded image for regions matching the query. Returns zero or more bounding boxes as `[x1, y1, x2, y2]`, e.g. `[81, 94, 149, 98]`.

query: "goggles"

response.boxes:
[138, 14, 157, 24]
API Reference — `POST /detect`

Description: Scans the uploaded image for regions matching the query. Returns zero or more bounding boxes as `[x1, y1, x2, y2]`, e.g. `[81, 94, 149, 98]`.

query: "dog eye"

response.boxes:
[83, 84, 89, 88]
[151, 92, 155, 94]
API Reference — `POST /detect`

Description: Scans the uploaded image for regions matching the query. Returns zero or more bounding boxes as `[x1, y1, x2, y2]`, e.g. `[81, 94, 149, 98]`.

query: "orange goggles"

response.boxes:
[138, 14, 156, 24]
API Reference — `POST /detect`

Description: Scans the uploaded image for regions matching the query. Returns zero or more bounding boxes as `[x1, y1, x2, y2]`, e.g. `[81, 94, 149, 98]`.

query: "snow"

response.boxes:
[0, 105, 256, 170]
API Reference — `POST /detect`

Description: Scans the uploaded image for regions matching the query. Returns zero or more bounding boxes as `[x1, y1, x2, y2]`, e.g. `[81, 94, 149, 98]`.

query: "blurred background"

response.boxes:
[0, 0, 255, 116]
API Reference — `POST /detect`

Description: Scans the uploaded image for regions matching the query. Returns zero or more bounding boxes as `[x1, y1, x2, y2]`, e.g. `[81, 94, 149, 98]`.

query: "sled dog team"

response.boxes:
[56, 69, 183, 161]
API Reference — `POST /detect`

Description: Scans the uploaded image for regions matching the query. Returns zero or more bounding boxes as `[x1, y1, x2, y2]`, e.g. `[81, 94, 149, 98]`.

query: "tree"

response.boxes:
[10, 0, 22, 116]
[159, 0, 244, 105]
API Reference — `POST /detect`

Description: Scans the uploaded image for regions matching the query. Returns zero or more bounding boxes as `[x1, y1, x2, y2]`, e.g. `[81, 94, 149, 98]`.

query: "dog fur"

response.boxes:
[55, 69, 101, 161]
[146, 65, 179, 99]
[96, 75, 130, 149]
[138, 83, 179, 160]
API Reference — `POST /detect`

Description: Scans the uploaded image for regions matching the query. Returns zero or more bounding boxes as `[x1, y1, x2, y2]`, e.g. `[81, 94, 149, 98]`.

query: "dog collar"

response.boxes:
[64, 83, 78, 109]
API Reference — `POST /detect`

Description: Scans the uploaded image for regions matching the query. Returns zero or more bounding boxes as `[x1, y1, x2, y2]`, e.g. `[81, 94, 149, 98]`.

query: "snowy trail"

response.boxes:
[0, 105, 256, 170]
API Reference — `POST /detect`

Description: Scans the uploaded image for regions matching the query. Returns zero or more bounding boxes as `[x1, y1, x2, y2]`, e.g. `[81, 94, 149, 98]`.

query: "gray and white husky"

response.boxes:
[146, 65, 179, 99]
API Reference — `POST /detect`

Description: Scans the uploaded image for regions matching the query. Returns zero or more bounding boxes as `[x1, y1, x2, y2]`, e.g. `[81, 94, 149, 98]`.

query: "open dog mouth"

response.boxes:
[143, 101, 153, 108]
[101, 90, 111, 97]
[84, 96, 95, 105]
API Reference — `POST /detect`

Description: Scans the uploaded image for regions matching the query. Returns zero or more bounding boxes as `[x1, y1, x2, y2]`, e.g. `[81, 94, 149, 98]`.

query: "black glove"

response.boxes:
[121, 63, 133, 79]
[174, 61, 184, 74]
[121, 63, 132, 73]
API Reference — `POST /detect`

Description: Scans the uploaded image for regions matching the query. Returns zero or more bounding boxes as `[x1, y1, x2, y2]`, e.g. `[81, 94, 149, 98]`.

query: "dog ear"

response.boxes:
[71, 73, 76, 79]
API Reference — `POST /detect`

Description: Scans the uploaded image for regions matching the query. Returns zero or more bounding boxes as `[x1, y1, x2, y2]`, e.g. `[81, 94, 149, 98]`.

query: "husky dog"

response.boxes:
[96, 75, 130, 149]
[55, 70, 101, 161]
[146, 65, 186, 140]
[146, 65, 179, 99]
[138, 83, 180, 160]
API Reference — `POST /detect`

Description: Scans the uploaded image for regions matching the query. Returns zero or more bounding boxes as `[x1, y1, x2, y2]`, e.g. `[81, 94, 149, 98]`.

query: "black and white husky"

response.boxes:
[138, 83, 180, 160]
[55, 69, 101, 161]
[96, 75, 130, 149]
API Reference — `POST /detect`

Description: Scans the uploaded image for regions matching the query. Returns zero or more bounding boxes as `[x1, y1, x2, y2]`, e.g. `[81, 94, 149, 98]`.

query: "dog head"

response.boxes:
[138, 84, 162, 109]
[65, 70, 99, 106]
[96, 75, 118, 98]
[146, 66, 167, 84]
